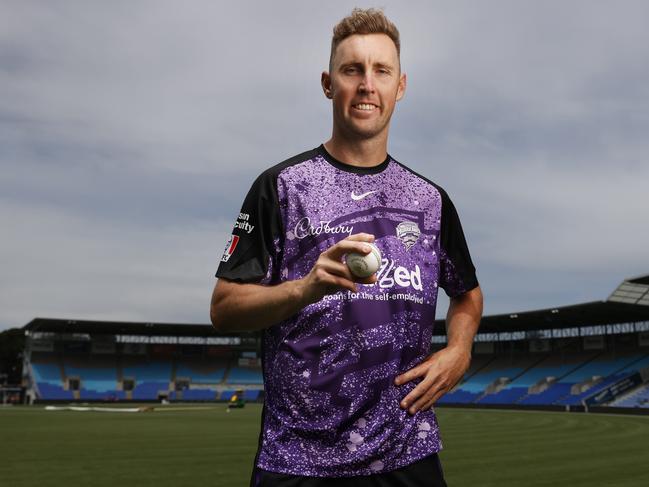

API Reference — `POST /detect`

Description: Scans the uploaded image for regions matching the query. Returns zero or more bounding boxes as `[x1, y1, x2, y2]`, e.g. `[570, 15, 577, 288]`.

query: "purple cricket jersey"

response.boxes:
[216, 145, 478, 477]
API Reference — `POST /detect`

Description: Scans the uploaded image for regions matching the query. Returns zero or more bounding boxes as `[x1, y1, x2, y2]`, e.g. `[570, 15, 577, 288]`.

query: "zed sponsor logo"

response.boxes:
[375, 258, 423, 291]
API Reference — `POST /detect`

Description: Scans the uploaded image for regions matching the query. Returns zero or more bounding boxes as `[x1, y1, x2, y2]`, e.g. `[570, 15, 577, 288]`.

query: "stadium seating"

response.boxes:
[181, 389, 217, 401]
[445, 351, 649, 407]
[37, 382, 74, 400]
[220, 390, 236, 401]
[226, 367, 263, 385]
[29, 351, 267, 402]
[65, 359, 119, 399]
[441, 356, 541, 404]
[552, 353, 646, 405]
[121, 360, 172, 400]
[32, 357, 70, 400]
[617, 354, 649, 375]
[32, 362, 63, 385]
[518, 383, 573, 405]
[175, 360, 227, 384]
[478, 387, 528, 404]
[436, 389, 481, 404]
[122, 360, 172, 382]
[558, 353, 642, 383]
[610, 383, 649, 408]
[29, 344, 645, 406]
[243, 389, 261, 401]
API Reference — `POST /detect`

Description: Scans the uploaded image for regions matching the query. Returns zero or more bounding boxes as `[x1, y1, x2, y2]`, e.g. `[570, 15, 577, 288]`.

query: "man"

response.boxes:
[211, 8, 483, 487]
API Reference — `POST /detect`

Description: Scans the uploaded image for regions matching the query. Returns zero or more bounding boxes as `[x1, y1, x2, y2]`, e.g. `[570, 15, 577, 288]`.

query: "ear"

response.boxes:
[396, 72, 407, 102]
[321, 71, 333, 99]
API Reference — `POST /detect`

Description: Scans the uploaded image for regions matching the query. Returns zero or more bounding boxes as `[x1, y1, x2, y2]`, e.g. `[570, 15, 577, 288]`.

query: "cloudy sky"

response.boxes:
[1, 1, 648, 331]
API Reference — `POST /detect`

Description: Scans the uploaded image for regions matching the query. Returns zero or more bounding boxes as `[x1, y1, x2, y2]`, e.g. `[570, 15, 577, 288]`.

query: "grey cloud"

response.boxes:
[1, 1, 648, 329]
[0, 202, 230, 326]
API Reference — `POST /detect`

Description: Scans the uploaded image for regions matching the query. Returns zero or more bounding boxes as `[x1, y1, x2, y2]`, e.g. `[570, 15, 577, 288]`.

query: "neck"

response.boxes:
[323, 130, 389, 168]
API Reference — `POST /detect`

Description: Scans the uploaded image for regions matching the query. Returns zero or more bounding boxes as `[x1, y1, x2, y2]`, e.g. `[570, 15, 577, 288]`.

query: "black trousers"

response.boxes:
[252, 454, 448, 487]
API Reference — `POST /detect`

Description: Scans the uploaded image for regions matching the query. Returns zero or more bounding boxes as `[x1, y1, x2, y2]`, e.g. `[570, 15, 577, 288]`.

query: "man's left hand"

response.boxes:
[394, 346, 471, 415]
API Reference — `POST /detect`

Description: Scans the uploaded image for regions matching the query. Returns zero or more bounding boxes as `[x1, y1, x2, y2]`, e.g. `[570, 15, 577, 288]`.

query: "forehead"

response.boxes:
[332, 33, 399, 68]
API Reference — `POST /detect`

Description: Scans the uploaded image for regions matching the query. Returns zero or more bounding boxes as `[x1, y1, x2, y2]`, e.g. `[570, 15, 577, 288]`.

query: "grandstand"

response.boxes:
[436, 274, 649, 411]
[20, 274, 649, 413]
[24, 320, 263, 403]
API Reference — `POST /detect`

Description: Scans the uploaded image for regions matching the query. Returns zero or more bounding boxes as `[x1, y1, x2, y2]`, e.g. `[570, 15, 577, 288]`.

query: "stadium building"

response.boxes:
[23, 321, 263, 404]
[21, 275, 649, 412]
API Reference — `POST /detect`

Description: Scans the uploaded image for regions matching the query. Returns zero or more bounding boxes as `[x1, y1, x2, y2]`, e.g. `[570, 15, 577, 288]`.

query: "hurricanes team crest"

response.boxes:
[396, 221, 420, 250]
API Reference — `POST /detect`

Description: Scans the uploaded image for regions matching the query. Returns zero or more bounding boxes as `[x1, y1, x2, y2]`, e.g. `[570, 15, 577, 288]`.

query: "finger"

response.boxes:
[322, 272, 359, 294]
[408, 383, 444, 414]
[399, 374, 436, 410]
[422, 388, 447, 412]
[421, 396, 436, 412]
[325, 240, 374, 261]
[344, 233, 375, 242]
[323, 261, 378, 286]
[310, 261, 358, 293]
[317, 259, 357, 282]
[394, 362, 429, 386]
[413, 379, 454, 414]
[357, 274, 378, 285]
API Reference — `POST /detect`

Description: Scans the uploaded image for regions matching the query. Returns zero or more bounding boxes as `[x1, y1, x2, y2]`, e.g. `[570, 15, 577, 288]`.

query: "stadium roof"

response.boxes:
[469, 300, 649, 334]
[628, 274, 649, 286]
[23, 275, 649, 337]
[464, 274, 649, 334]
[609, 275, 649, 305]
[23, 318, 227, 337]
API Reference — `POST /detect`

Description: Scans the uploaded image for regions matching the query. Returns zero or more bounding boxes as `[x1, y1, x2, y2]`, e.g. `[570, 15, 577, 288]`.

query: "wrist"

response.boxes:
[446, 343, 472, 358]
[289, 277, 312, 309]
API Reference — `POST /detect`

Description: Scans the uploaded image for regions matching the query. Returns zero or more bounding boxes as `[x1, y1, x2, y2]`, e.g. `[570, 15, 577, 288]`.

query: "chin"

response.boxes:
[348, 124, 387, 140]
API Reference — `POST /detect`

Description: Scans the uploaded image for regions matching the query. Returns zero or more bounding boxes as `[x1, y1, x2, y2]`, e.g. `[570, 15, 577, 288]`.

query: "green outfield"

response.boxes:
[1, 404, 648, 486]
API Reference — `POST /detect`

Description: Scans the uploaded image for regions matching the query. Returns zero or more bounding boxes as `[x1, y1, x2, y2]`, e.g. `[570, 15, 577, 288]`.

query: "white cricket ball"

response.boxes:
[346, 243, 382, 278]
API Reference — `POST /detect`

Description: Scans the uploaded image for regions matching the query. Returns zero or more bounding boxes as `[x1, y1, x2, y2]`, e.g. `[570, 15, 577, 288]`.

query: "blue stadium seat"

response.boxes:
[175, 363, 226, 384]
[37, 382, 74, 400]
[478, 387, 527, 404]
[227, 367, 263, 385]
[183, 389, 217, 400]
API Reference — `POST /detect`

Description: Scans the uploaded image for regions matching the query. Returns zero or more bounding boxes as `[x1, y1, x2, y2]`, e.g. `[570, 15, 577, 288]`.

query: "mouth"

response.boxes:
[352, 103, 379, 112]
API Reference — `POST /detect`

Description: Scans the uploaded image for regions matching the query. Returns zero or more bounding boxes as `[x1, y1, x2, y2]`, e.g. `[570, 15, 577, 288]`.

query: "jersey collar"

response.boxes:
[317, 144, 391, 175]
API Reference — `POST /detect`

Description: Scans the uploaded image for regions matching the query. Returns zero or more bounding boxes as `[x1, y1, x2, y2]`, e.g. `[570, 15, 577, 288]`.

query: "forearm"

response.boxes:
[210, 278, 308, 332]
[445, 286, 483, 354]
[211, 234, 376, 333]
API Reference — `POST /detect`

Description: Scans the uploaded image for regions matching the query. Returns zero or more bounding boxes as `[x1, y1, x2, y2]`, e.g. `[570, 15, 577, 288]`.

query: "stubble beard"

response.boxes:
[335, 107, 392, 142]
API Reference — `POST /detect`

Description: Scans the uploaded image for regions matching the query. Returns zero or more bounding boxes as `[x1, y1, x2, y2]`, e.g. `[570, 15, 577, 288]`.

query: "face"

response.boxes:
[323, 33, 406, 141]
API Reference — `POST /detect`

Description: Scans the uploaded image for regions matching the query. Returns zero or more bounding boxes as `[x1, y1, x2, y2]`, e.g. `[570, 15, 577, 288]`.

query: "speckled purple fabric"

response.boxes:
[255, 151, 463, 477]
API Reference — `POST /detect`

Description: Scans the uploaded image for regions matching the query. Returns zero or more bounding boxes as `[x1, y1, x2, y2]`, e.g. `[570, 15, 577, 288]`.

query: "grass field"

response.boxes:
[1, 404, 648, 486]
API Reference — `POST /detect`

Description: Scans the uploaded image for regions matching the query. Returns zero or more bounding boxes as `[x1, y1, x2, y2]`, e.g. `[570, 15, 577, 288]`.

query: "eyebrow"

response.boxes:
[339, 61, 395, 71]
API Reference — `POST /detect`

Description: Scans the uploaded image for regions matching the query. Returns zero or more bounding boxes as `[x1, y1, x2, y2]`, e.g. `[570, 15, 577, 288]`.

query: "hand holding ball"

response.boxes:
[346, 243, 382, 278]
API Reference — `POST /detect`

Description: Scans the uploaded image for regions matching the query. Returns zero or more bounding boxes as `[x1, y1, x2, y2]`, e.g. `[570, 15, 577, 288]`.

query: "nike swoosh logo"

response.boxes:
[351, 190, 378, 201]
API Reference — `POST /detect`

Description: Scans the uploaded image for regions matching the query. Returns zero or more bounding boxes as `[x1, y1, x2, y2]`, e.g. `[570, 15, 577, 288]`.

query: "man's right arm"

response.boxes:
[210, 278, 306, 332]
[210, 233, 376, 332]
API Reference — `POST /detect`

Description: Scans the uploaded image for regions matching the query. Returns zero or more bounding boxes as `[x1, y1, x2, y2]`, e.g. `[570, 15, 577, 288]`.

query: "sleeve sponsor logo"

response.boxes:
[220, 234, 240, 263]
[233, 212, 255, 234]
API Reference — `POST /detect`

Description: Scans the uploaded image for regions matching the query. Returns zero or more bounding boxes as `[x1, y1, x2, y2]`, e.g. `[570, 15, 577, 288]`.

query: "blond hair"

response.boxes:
[329, 8, 401, 71]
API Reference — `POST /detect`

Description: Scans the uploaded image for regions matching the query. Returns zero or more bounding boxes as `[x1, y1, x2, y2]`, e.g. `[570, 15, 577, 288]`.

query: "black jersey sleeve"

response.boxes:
[215, 169, 283, 284]
[438, 189, 479, 298]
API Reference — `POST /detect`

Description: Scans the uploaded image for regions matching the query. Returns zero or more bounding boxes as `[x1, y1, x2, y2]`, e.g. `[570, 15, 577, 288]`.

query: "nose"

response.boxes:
[359, 72, 375, 94]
